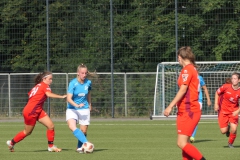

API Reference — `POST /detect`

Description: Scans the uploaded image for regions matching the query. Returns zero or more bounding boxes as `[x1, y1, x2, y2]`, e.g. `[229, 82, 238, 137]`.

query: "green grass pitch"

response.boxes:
[0, 119, 239, 160]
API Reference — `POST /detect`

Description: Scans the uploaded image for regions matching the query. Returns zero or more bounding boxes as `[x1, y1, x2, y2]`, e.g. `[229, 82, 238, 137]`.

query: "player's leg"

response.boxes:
[226, 124, 230, 137]
[228, 115, 238, 148]
[67, 119, 88, 143]
[77, 109, 90, 150]
[218, 112, 229, 134]
[38, 111, 61, 152]
[177, 111, 205, 160]
[178, 134, 205, 160]
[182, 150, 192, 160]
[77, 125, 88, 148]
[66, 109, 88, 151]
[7, 111, 36, 152]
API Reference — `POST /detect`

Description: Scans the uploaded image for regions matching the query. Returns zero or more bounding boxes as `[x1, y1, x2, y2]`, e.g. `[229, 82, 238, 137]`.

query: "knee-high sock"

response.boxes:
[182, 150, 192, 160]
[12, 131, 27, 145]
[73, 129, 88, 144]
[182, 143, 203, 160]
[77, 134, 87, 148]
[228, 133, 236, 144]
[47, 129, 55, 147]
[191, 125, 198, 138]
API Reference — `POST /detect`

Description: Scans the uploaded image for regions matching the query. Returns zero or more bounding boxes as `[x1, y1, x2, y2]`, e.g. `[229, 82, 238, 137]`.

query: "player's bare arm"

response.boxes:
[66, 93, 84, 108]
[45, 91, 66, 99]
[214, 92, 219, 111]
[232, 108, 240, 116]
[87, 91, 92, 111]
[202, 85, 211, 106]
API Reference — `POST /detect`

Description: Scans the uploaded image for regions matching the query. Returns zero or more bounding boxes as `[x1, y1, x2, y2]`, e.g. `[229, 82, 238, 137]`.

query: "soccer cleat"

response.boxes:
[228, 143, 234, 148]
[190, 137, 195, 143]
[76, 147, 84, 153]
[6, 140, 14, 152]
[48, 145, 62, 152]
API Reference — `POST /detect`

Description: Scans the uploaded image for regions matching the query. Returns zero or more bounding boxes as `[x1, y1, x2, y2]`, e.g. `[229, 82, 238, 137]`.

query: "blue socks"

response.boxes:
[73, 129, 88, 144]
[191, 125, 198, 138]
[77, 134, 87, 148]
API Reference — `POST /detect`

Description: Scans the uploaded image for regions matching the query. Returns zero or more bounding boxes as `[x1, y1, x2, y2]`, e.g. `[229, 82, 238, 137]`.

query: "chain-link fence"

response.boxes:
[0, 72, 155, 118]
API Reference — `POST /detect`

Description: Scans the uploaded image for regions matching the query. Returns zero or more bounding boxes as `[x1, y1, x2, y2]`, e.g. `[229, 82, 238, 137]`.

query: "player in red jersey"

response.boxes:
[164, 46, 205, 160]
[214, 72, 240, 148]
[6, 71, 67, 152]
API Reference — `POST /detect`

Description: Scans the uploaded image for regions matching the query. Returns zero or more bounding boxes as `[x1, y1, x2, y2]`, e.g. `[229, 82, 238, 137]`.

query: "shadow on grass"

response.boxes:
[92, 149, 108, 152]
[223, 145, 240, 148]
[191, 139, 215, 143]
[29, 148, 108, 152]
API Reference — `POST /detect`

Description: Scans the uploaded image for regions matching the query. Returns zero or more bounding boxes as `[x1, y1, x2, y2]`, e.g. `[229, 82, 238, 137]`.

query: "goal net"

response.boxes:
[153, 61, 240, 119]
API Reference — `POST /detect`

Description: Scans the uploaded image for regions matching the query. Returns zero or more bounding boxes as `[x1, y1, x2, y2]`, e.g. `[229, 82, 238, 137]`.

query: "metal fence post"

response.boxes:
[124, 72, 127, 117]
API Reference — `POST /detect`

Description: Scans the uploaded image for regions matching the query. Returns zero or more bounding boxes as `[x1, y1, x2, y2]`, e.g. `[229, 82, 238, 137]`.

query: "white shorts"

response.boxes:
[66, 109, 90, 125]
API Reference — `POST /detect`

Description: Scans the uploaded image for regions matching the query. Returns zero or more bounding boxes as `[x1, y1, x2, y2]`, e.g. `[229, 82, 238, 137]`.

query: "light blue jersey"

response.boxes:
[198, 75, 205, 103]
[67, 78, 92, 110]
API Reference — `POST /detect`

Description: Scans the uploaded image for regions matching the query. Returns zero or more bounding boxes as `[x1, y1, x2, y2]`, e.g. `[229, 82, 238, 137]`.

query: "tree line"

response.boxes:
[0, 0, 239, 73]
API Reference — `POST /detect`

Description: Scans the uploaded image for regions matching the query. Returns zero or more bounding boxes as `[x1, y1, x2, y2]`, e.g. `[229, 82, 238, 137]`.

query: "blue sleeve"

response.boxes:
[199, 76, 205, 87]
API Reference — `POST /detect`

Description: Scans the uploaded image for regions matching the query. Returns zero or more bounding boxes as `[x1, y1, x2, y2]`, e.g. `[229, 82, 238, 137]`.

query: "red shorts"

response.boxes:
[177, 111, 201, 136]
[23, 109, 48, 126]
[218, 112, 238, 128]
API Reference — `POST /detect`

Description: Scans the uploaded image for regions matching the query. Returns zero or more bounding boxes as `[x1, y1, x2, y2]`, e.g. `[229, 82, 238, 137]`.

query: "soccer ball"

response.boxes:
[82, 142, 94, 153]
[190, 137, 195, 143]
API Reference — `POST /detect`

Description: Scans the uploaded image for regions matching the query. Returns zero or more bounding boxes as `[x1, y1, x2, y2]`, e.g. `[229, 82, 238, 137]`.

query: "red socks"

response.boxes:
[182, 150, 192, 160]
[12, 131, 27, 145]
[47, 129, 55, 147]
[228, 133, 236, 144]
[11, 129, 55, 147]
[182, 143, 203, 160]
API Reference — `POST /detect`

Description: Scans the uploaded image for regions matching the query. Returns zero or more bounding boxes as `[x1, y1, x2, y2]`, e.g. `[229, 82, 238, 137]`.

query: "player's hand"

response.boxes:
[164, 106, 172, 117]
[62, 95, 67, 98]
[232, 109, 239, 116]
[214, 104, 219, 112]
[207, 100, 212, 107]
[76, 103, 84, 108]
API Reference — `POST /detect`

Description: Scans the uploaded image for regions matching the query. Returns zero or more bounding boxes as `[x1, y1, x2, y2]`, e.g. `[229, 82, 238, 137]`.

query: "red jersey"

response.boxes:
[177, 64, 200, 113]
[217, 83, 240, 114]
[23, 82, 51, 117]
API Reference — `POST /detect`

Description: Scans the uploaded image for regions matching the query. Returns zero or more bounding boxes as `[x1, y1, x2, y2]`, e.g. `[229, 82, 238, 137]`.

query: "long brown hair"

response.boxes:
[177, 46, 197, 67]
[34, 71, 52, 85]
[225, 77, 231, 84]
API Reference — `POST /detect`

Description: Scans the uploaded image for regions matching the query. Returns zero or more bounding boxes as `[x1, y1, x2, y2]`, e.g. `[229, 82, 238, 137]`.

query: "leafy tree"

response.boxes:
[1, 0, 240, 73]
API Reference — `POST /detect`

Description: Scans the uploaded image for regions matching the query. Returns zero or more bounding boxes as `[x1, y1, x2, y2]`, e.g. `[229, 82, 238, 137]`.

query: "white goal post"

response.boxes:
[152, 61, 240, 120]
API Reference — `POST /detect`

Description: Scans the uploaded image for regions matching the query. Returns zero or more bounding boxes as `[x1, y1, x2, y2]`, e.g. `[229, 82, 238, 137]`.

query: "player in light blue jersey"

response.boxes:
[190, 75, 211, 142]
[66, 64, 92, 153]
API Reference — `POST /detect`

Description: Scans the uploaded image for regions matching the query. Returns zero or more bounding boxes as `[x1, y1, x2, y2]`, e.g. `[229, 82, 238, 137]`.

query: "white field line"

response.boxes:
[0, 121, 218, 127]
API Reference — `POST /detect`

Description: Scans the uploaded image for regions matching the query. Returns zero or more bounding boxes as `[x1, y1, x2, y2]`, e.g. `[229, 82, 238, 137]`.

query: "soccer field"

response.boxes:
[0, 119, 239, 160]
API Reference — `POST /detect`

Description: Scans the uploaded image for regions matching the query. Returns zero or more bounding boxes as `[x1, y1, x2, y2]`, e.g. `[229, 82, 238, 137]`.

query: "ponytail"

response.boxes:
[34, 71, 52, 85]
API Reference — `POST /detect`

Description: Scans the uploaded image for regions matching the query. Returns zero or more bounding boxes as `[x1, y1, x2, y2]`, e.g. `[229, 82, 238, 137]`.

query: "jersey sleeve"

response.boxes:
[44, 85, 51, 93]
[199, 76, 206, 87]
[179, 66, 193, 86]
[217, 84, 228, 95]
